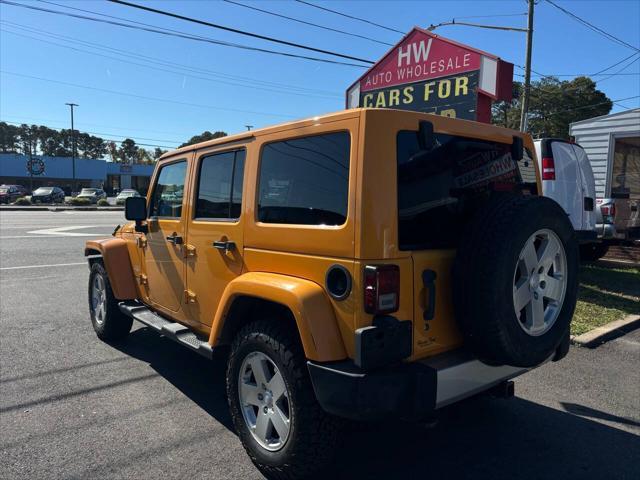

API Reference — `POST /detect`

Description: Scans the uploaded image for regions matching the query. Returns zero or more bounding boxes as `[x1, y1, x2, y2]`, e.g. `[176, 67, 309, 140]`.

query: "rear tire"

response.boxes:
[580, 242, 609, 262]
[88, 261, 132, 342]
[227, 319, 341, 480]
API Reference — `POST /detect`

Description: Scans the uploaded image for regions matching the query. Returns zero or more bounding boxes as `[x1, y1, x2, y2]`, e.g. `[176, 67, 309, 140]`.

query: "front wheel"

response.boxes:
[88, 261, 132, 342]
[227, 320, 341, 480]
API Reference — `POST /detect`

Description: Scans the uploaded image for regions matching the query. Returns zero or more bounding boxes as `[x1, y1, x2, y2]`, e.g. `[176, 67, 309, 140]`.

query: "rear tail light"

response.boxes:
[541, 157, 556, 180]
[364, 265, 399, 315]
[601, 203, 616, 223]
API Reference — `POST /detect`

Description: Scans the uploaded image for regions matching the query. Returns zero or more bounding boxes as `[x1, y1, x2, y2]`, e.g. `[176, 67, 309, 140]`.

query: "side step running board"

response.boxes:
[119, 301, 213, 359]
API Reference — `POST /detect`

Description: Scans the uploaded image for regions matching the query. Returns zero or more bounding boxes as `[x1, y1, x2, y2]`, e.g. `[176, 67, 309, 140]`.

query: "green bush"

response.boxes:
[68, 197, 92, 206]
[97, 198, 110, 207]
[13, 197, 31, 206]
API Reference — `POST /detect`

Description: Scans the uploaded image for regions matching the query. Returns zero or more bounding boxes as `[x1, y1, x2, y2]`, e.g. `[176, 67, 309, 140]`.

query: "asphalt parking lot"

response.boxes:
[1, 211, 639, 480]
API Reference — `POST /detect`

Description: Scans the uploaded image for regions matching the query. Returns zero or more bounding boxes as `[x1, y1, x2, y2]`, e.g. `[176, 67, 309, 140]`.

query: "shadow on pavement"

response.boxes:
[115, 327, 640, 480]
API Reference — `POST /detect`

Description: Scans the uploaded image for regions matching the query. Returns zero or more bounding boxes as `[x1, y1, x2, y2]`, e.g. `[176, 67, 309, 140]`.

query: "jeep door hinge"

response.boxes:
[184, 290, 197, 304]
[136, 236, 147, 248]
[183, 244, 197, 258]
[136, 273, 148, 285]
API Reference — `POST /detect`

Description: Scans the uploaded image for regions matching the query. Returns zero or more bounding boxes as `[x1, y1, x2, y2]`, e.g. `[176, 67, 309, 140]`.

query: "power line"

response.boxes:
[592, 52, 640, 75]
[537, 95, 640, 118]
[0, 71, 299, 119]
[453, 12, 527, 20]
[294, 0, 405, 35]
[222, 0, 393, 46]
[0, 1, 368, 68]
[1, 19, 340, 96]
[106, 0, 375, 64]
[545, 0, 640, 52]
[0, 24, 343, 100]
[594, 55, 640, 84]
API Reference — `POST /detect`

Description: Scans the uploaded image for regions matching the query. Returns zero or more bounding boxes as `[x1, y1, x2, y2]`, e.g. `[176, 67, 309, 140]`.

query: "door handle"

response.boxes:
[166, 233, 183, 245]
[422, 269, 437, 322]
[213, 240, 236, 252]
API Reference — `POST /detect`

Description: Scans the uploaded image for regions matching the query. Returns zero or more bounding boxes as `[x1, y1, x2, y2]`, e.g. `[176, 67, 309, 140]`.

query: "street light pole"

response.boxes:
[519, 0, 535, 132]
[65, 102, 78, 194]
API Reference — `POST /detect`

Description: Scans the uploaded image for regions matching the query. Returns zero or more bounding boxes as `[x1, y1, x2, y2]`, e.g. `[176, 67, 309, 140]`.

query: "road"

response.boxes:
[1, 211, 639, 479]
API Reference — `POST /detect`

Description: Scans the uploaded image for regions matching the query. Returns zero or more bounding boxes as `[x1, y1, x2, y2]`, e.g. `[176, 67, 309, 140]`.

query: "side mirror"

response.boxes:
[418, 120, 435, 151]
[511, 136, 524, 161]
[125, 196, 146, 220]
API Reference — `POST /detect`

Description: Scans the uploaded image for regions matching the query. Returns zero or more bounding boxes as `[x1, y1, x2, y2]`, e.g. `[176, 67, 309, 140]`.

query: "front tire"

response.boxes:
[227, 320, 340, 480]
[88, 261, 132, 342]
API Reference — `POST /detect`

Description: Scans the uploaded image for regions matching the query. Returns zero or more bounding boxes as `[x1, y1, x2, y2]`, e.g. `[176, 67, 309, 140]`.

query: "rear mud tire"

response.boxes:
[88, 261, 132, 342]
[453, 195, 579, 367]
[227, 319, 341, 480]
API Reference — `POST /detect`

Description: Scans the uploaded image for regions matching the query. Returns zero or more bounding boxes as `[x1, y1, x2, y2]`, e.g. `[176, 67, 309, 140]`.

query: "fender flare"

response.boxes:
[210, 272, 347, 362]
[85, 238, 137, 300]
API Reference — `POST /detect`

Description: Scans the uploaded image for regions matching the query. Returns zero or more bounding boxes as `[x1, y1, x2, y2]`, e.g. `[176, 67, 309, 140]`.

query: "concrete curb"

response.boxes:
[0, 206, 123, 211]
[571, 314, 640, 348]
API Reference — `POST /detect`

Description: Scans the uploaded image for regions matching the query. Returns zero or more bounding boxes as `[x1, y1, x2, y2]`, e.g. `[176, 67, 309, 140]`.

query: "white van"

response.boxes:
[534, 139, 599, 255]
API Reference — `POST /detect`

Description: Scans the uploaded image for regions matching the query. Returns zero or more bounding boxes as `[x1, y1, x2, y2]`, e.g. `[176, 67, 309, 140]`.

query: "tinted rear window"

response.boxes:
[258, 132, 350, 225]
[397, 131, 534, 250]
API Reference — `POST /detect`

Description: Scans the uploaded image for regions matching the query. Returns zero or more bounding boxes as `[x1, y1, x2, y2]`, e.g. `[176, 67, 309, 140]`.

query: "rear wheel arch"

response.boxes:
[211, 273, 348, 362]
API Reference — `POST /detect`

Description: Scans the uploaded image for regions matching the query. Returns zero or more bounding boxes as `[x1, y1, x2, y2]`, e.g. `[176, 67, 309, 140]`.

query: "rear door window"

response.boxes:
[397, 131, 531, 250]
[257, 132, 350, 225]
[195, 149, 245, 220]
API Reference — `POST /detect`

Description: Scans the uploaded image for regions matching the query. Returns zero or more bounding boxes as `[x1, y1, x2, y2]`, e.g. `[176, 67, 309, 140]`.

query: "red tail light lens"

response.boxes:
[364, 265, 400, 314]
[601, 203, 616, 217]
[541, 157, 556, 180]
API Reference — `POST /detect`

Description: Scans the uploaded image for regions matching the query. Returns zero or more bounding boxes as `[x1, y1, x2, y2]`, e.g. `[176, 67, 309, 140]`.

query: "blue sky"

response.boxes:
[1, 0, 639, 150]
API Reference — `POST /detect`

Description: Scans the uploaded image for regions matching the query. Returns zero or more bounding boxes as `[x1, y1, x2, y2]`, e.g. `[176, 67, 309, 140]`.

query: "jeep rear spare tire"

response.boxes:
[454, 195, 578, 367]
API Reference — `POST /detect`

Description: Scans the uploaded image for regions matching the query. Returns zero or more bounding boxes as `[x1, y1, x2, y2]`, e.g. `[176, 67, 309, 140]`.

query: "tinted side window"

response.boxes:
[195, 150, 245, 219]
[397, 131, 524, 250]
[258, 132, 350, 225]
[149, 161, 187, 218]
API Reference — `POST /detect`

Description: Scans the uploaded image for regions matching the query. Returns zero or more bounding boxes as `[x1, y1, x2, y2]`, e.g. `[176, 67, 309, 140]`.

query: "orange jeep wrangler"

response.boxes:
[85, 108, 577, 479]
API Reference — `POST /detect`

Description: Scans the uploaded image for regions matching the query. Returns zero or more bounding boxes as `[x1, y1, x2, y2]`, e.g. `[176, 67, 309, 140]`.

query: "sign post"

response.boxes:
[346, 28, 513, 123]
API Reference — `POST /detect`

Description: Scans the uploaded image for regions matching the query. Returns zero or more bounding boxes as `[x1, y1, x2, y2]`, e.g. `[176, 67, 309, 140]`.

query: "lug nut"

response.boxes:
[538, 266, 544, 274]
[258, 393, 264, 401]
[540, 281, 546, 289]
[263, 407, 268, 414]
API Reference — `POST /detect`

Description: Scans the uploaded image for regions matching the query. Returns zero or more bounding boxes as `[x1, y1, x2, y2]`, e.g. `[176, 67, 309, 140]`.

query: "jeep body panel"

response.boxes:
[209, 271, 347, 362]
[85, 238, 138, 300]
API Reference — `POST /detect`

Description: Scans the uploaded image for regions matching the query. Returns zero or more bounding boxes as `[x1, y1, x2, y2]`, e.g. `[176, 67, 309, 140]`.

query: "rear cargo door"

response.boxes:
[571, 144, 596, 232]
[549, 141, 582, 231]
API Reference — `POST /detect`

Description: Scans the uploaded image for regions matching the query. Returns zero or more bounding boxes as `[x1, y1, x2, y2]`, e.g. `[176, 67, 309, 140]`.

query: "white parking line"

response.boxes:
[0, 262, 86, 270]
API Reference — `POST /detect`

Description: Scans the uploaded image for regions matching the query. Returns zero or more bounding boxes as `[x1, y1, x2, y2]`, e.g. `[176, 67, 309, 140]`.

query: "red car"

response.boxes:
[0, 185, 30, 204]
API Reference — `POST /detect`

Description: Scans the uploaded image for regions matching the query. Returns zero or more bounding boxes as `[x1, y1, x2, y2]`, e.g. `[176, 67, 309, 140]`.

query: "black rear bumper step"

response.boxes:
[119, 301, 213, 359]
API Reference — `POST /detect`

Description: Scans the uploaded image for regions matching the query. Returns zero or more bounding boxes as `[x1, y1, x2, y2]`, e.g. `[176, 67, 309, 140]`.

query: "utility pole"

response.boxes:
[519, 0, 535, 132]
[65, 102, 79, 194]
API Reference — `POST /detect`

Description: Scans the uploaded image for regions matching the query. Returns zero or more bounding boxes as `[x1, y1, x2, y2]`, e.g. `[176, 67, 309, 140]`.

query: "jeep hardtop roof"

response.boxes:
[160, 108, 528, 161]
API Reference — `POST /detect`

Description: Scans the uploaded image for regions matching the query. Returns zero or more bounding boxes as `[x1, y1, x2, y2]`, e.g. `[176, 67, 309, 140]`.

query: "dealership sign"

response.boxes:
[346, 28, 513, 122]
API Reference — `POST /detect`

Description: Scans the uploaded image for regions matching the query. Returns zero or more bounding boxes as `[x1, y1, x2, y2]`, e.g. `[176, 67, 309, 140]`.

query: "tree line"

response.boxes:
[0, 123, 228, 165]
[491, 76, 612, 137]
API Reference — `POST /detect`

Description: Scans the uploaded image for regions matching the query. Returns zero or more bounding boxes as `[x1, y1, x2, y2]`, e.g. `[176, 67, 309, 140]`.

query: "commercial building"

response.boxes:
[569, 108, 640, 199]
[0, 153, 154, 194]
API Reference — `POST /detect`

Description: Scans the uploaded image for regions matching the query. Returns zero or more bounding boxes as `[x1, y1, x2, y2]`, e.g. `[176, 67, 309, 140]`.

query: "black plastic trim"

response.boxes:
[354, 315, 412, 370]
[307, 359, 437, 421]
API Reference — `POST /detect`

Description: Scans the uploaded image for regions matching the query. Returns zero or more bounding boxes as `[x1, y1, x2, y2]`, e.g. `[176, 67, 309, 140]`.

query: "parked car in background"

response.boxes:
[0, 184, 29, 204]
[533, 139, 601, 260]
[76, 188, 107, 204]
[115, 189, 141, 205]
[31, 186, 65, 204]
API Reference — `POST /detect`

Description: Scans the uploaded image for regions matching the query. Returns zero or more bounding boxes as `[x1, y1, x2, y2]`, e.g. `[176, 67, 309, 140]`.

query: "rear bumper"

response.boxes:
[308, 351, 527, 421]
[308, 335, 569, 422]
[597, 223, 619, 240]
